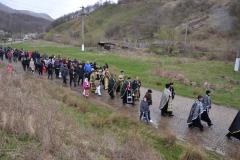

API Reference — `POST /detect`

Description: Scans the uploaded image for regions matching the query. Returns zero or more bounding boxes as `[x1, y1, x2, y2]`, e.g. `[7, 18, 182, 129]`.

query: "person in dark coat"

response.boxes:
[54, 59, 60, 78]
[108, 75, 116, 99]
[132, 77, 141, 101]
[0, 48, 4, 61]
[187, 95, 204, 131]
[47, 59, 54, 80]
[121, 77, 134, 105]
[36, 59, 43, 75]
[76, 64, 84, 86]
[169, 82, 175, 99]
[139, 97, 150, 122]
[159, 84, 172, 116]
[21, 53, 28, 71]
[201, 90, 213, 127]
[144, 89, 153, 122]
[61, 64, 69, 85]
[226, 111, 240, 140]
[69, 65, 77, 87]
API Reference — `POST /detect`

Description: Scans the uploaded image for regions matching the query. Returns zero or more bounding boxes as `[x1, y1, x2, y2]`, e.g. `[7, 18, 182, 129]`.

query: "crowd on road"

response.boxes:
[0, 46, 239, 140]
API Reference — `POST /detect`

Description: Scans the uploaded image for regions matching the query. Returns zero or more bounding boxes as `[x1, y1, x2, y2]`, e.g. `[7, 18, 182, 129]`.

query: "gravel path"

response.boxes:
[140, 88, 239, 156]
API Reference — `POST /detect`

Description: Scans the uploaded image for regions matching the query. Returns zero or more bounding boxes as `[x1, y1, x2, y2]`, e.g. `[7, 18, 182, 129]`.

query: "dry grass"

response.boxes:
[180, 146, 207, 160]
[161, 130, 177, 148]
[229, 145, 240, 160]
[0, 70, 87, 159]
[0, 68, 162, 160]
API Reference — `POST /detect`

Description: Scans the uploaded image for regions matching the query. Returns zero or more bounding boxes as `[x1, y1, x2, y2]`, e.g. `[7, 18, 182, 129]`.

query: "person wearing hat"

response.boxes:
[187, 95, 204, 131]
[201, 90, 213, 127]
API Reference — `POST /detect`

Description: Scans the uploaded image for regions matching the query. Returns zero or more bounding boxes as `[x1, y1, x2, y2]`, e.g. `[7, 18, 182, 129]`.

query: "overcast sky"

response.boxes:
[1, 0, 118, 19]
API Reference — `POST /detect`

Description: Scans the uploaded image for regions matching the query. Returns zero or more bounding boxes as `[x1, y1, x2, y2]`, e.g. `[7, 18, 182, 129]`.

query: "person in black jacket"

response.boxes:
[47, 59, 54, 80]
[0, 48, 4, 61]
[54, 59, 60, 78]
[69, 65, 77, 87]
[61, 64, 69, 85]
[108, 75, 116, 99]
[76, 63, 84, 86]
[226, 111, 240, 140]
[139, 97, 150, 122]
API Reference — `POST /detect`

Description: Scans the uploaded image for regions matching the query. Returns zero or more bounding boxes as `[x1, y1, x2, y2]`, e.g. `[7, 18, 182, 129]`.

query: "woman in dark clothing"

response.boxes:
[139, 97, 150, 122]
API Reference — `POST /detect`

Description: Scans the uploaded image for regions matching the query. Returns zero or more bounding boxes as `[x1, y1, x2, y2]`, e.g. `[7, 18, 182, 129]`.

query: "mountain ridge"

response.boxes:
[0, 2, 53, 21]
[0, 2, 52, 34]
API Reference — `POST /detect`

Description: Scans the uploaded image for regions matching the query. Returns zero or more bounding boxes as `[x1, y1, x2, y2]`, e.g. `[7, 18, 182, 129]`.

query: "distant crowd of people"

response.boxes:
[0, 46, 142, 104]
[0, 46, 239, 140]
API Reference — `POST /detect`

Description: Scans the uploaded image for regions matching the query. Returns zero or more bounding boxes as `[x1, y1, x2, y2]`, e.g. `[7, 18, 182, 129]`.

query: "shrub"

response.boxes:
[180, 146, 207, 160]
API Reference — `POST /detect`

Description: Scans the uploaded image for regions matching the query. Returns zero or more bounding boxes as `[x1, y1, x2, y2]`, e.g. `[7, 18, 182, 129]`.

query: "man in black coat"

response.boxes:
[76, 64, 84, 86]
[108, 75, 116, 99]
[0, 48, 4, 61]
[54, 59, 60, 78]
[61, 64, 69, 85]
[47, 59, 54, 80]
[226, 111, 240, 140]
[69, 65, 77, 87]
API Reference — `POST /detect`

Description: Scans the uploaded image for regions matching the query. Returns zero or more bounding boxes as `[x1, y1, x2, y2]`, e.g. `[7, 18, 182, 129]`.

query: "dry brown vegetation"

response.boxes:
[180, 146, 207, 160]
[0, 69, 161, 160]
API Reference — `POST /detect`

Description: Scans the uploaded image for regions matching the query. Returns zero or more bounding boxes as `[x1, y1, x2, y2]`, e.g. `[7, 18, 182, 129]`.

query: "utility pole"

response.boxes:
[81, 6, 85, 52]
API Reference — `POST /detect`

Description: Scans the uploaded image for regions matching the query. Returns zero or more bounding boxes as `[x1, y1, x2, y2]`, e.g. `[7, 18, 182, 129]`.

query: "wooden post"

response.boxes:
[81, 6, 85, 52]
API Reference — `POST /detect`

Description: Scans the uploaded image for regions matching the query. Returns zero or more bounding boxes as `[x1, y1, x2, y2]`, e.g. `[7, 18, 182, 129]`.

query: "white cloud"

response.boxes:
[0, 0, 118, 19]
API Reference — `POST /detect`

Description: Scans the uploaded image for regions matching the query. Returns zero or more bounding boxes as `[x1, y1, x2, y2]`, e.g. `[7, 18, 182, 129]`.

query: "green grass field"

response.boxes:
[10, 40, 240, 109]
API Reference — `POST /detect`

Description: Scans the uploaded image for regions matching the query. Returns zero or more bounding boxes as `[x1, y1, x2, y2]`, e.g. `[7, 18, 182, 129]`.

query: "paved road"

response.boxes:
[92, 86, 239, 157]
[140, 88, 239, 156]
[3, 60, 239, 158]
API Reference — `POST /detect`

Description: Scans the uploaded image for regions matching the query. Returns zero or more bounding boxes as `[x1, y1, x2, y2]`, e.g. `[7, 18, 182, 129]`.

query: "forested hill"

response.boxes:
[0, 2, 52, 34]
[45, 0, 240, 53]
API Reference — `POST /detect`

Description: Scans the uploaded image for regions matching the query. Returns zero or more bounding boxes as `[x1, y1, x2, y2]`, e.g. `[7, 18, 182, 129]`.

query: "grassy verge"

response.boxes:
[0, 64, 224, 160]
[0, 130, 40, 160]
[11, 40, 240, 109]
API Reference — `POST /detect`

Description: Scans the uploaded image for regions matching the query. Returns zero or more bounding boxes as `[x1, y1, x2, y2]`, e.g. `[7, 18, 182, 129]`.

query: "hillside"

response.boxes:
[0, 2, 53, 21]
[45, 0, 240, 59]
[0, 2, 52, 34]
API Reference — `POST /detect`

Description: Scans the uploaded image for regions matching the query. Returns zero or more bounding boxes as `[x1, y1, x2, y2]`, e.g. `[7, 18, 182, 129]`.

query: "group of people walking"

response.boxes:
[1, 46, 239, 141]
[0, 47, 141, 103]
